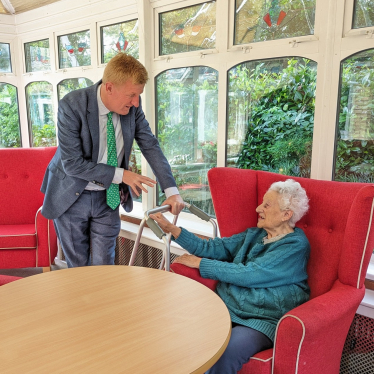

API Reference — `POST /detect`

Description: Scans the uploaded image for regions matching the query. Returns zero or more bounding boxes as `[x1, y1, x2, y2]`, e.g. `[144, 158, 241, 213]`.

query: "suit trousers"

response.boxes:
[205, 323, 273, 374]
[53, 190, 121, 267]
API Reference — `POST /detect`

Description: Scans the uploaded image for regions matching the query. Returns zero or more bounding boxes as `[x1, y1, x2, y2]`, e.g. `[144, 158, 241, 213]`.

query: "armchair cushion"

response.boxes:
[0, 275, 22, 286]
[0, 224, 36, 249]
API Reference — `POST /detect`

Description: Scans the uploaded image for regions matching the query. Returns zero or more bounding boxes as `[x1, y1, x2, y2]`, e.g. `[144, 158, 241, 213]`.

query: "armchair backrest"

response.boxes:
[208, 168, 374, 299]
[0, 147, 57, 225]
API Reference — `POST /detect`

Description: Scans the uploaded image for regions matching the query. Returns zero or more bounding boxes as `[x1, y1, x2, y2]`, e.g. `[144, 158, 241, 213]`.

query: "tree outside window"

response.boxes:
[26, 81, 56, 147]
[0, 83, 21, 148]
[334, 49, 374, 183]
[227, 57, 317, 177]
[156, 66, 218, 215]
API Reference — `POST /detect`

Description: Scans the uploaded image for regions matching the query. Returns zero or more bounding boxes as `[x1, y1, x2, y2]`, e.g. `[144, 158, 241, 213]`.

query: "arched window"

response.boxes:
[334, 49, 374, 183]
[227, 57, 317, 178]
[57, 78, 94, 100]
[156, 66, 218, 215]
[0, 83, 21, 147]
[26, 81, 56, 147]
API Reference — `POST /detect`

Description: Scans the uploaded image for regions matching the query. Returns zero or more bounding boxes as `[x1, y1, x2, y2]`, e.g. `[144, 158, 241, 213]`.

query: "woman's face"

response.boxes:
[256, 190, 290, 233]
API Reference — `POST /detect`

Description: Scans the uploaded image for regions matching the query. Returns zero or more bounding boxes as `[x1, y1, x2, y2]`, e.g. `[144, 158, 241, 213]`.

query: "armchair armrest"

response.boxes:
[35, 207, 58, 267]
[170, 263, 218, 291]
[273, 280, 364, 374]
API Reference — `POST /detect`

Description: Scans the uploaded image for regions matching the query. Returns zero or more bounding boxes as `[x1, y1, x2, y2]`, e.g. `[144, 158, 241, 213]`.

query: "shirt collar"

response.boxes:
[97, 84, 110, 116]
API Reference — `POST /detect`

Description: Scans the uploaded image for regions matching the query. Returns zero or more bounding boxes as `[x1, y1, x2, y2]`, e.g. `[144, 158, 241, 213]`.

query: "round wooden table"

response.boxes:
[0, 266, 231, 373]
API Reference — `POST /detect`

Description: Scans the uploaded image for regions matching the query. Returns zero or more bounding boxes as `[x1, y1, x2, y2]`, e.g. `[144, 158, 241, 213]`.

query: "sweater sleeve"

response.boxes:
[199, 234, 310, 289]
[174, 227, 248, 262]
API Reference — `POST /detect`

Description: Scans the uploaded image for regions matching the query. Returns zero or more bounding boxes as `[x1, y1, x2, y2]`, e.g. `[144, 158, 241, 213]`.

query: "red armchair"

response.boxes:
[171, 167, 374, 374]
[0, 147, 58, 269]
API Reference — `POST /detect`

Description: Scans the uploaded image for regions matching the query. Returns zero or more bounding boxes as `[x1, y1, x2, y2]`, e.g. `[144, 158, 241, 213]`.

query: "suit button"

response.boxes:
[76, 192, 80, 196]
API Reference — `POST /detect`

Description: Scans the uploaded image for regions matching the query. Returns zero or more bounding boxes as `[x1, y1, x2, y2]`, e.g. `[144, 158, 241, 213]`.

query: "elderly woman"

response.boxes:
[150, 178, 310, 374]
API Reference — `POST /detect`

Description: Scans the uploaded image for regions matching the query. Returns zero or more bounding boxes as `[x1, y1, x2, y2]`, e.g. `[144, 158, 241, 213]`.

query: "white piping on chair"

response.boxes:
[0, 234, 35, 237]
[35, 207, 42, 267]
[357, 197, 374, 289]
[48, 219, 51, 266]
[250, 356, 272, 363]
[272, 314, 306, 374]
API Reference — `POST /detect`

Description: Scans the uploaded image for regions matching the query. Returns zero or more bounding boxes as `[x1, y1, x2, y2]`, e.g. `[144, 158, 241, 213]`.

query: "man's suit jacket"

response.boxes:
[41, 80, 176, 219]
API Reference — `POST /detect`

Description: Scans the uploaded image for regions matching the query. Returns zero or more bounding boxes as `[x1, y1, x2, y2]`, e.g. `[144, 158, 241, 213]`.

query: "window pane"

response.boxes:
[24, 39, 51, 72]
[156, 66, 218, 215]
[26, 81, 56, 147]
[57, 78, 94, 100]
[58, 30, 91, 69]
[128, 142, 142, 203]
[160, 2, 216, 56]
[0, 83, 21, 147]
[334, 49, 374, 183]
[234, 0, 316, 45]
[0, 43, 11, 73]
[101, 20, 139, 63]
[227, 58, 317, 177]
[353, 0, 374, 29]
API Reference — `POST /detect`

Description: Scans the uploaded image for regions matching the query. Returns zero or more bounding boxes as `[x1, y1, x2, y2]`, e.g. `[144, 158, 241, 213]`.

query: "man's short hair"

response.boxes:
[102, 53, 149, 85]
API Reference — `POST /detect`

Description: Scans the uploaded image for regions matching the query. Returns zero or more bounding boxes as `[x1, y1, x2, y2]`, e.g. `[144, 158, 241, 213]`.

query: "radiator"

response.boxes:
[340, 313, 374, 374]
[115, 236, 179, 269]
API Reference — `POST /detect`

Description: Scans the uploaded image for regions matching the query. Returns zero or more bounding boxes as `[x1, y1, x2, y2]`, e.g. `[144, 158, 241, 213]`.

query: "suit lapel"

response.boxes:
[87, 81, 101, 162]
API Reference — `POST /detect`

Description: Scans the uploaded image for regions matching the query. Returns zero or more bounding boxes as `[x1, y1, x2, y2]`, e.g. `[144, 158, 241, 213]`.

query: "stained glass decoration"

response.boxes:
[0, 83, 21, 147]
[101, 20, 139, 63]
[353, 0, 374, 29]
[160, 2, 216, 55]
[234, 0, 316, 45]
[25, 39, 51, 72]
[58, 30, 91, 69]
[334, 49, 374, 183]
[57, 78, 94, 101]
[0, 43, 11, 73]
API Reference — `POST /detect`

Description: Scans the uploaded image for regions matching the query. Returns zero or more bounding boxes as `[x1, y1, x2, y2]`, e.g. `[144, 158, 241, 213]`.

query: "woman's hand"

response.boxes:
[149, 212, 182, 238]
[173, 254, 202, 269]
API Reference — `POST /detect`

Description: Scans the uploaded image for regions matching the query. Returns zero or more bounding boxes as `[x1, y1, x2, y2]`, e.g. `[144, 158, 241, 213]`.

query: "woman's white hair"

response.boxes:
[268, 179, 309, 228]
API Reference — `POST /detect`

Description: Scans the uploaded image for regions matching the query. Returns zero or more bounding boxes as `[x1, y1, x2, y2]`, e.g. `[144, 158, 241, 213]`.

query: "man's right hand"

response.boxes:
[122, 170, 157, 197]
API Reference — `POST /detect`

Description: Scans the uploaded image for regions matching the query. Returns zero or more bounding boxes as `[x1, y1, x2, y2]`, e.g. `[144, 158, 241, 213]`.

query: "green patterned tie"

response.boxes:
[106, 112, 120, 210]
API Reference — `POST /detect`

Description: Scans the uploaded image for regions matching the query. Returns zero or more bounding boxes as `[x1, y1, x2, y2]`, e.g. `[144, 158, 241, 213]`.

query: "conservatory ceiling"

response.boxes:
[0, 0, 62, 14]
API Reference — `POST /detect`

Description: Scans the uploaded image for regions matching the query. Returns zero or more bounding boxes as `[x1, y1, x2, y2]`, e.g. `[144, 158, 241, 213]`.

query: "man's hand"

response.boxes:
[122, 170, 157, 197]
[162, 194, 185, 215]
[173, 254, 202, 269]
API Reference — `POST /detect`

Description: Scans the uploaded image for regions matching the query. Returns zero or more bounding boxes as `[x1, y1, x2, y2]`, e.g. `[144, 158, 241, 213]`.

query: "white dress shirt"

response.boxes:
[85, 85, 179, 198]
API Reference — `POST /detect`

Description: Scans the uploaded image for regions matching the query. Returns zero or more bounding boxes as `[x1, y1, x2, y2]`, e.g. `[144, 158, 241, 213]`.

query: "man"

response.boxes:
[41, 53, 184, 268]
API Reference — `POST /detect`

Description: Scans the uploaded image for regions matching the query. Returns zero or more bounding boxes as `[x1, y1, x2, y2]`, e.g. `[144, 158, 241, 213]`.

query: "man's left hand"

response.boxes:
[162, 194, 185, 215]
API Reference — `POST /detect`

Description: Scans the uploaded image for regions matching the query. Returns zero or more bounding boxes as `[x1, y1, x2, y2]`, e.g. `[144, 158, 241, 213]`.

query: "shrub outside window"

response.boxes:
[101, 20, 139, 63]
[159, 1, 216, 55]
[0, 83, 21, 147]
[57, 78, 94, 100]
[227, 57, 317, 178]
[26, 81, 56, 147]
[234, 0, 316, 45]
[334, 49, 374, 183]
[58, 30, 91, 69]
[353, 0, 374, 29]
[24, 39, 51, 72]
[156, 66, 218, 215]
[0, 43, 11, 73]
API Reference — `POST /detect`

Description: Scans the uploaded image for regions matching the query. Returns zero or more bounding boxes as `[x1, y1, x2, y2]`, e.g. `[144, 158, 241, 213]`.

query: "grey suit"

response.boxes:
[41, 80, 176, 267]
[41, 80, 176, 220]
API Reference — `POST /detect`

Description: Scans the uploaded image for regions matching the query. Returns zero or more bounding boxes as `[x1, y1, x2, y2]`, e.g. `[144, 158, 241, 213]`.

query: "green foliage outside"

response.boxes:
[335, 50, 374, 183]
[58, 30, 91, 69]
[26, 82, 56, 147]
[58, 78, 94, 101]
[0, 84, 21, 148]
[229, 58, 316, 177]
[156, 67, 218, 215]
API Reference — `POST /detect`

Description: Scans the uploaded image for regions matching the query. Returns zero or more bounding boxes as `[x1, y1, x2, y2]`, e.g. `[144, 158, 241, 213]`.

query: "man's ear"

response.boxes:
[282, 209, 293, 222]
[105, 82, 114, 95]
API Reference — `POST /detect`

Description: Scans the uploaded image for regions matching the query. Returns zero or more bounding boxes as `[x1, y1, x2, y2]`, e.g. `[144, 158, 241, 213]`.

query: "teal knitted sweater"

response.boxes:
[174, 227, 310, 341]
